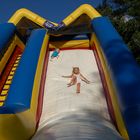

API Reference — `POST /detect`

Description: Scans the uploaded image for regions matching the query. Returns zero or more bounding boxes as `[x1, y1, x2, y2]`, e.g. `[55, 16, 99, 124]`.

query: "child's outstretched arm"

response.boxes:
[80, 73, 90, 84]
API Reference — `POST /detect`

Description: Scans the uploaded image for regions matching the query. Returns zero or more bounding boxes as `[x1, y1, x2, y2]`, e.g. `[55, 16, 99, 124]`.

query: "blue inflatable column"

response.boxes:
[92, 17, 140, 140]
[0, 29, 47, 114]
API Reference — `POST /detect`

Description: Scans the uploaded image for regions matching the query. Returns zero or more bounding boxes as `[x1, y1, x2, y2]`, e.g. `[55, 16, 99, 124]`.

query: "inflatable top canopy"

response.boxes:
[8, 4, 101, 36]
[0, 4, 140, 140]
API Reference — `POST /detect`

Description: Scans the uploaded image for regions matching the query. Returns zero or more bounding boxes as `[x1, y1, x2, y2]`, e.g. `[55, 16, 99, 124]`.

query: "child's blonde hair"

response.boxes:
[72, 67, 80, 74]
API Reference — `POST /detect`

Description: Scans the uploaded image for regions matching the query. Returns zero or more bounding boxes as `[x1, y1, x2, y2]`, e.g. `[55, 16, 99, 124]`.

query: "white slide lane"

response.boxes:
[32, 50, 123, 140]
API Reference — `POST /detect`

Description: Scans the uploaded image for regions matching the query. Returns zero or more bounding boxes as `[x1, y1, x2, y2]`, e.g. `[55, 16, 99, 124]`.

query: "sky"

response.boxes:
[0, 0, 103, 23]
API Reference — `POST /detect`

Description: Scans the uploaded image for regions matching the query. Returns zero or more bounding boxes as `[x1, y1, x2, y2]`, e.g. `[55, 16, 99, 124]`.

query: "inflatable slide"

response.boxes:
[0, 4, 140, 140]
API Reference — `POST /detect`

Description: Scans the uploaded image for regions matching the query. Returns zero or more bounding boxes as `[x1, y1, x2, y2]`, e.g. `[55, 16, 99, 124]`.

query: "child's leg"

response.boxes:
[57, 55, 59, 59]
[67, 82, 74, 87]
[67, 77, 76, 87]
[76, 83, 81, 93]
[50, 56, 54, 61]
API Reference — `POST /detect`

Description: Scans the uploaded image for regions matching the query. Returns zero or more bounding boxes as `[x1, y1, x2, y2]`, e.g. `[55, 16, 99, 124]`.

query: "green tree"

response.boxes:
[97, 0, 140, 63]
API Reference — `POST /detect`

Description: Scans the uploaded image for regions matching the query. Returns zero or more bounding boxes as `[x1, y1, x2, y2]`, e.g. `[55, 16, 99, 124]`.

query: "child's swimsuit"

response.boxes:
[73, 74, 82, 84]
[51, 50, 59, 57]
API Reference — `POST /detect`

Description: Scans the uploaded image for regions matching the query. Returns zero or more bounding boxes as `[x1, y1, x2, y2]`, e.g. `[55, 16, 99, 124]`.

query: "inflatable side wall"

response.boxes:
[0, 28, 49, 140]
[92, 17, 140, 140]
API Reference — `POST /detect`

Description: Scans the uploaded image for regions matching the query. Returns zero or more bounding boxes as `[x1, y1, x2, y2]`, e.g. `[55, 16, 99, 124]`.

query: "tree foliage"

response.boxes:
[97, 0, 140, 63]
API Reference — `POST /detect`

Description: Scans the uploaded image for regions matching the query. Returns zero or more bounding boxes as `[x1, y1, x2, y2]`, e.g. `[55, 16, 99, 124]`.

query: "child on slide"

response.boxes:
[50, 48, 60, 61]
[62, 67, 90, 93]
